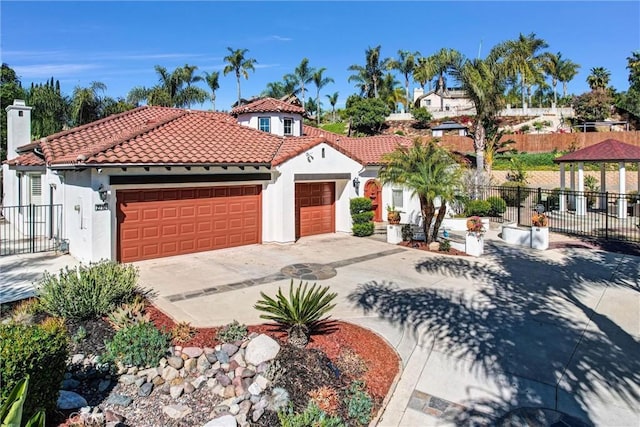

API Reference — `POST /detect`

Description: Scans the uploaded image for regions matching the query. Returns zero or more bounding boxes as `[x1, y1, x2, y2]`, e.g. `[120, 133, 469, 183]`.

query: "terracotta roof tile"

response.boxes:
[231, 97, 305, 116]
[554, 139, 640, 163]
[302, 125, 411, 165]
[5, 152, 45, 167]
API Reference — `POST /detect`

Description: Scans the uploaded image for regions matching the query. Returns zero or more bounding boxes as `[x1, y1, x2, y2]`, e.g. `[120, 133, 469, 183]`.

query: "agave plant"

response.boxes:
[254, 280, 337, 347]
[0, 377, 45, 427]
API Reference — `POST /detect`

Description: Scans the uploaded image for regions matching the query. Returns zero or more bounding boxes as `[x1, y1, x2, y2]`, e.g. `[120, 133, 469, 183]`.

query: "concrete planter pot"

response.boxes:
[465, 232, 484, 257]
[387, 224, 403, 244]
[531, 226, 549, 250]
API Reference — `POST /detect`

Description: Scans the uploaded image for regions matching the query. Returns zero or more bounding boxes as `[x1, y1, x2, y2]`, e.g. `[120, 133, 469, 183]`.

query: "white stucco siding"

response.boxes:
[236, 112, 302, 136]
[60, 170, 94, 263]
[264, 143, 362, 243]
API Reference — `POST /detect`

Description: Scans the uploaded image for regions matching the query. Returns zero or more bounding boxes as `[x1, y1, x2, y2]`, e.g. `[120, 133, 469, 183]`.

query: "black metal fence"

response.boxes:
[479, 186, 640, 243]
[0, 204, 63, 256]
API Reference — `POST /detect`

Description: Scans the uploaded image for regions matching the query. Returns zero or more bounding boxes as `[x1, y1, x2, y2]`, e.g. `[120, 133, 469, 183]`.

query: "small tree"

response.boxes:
[345, 97, 390, 135]
[379, 140, 462, 243]
[411, 107, 432, 128]
[573, 91, 612, 122]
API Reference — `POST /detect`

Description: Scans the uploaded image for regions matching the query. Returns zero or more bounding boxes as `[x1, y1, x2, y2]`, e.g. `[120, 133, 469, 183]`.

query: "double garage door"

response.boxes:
[117, 186, 261, 262]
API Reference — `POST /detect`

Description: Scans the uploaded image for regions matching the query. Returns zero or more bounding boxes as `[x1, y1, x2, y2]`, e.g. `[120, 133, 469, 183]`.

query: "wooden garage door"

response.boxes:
[295, 182, 335, 238]
[117, 186, 261, 262]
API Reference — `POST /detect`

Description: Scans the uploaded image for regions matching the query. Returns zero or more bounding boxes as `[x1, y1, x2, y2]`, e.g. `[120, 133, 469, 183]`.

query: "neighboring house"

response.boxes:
[413, 88, 475, 114]
[3, 98, 420, 264]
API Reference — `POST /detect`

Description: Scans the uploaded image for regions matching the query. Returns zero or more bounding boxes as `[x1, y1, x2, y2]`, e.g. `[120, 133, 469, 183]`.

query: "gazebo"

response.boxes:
[554, 139, 640, 218]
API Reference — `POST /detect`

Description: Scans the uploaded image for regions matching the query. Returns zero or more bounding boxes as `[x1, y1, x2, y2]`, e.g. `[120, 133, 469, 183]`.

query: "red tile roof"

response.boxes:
[6, 106, 413, 169]
[230, 97, 305, 116]
[554, 139, 640, 163]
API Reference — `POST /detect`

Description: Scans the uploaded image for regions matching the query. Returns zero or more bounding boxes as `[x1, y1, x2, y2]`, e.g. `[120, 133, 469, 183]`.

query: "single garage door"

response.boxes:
[117, 186, 261, 262]
[295, 182, 335, 238]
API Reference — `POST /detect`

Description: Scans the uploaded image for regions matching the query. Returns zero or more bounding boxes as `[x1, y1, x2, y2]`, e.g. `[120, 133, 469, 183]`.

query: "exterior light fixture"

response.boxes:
[352, 176, 360, 195]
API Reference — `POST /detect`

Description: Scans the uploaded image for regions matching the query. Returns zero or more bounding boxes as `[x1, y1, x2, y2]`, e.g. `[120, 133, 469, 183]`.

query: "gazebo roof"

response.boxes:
[554, 139, 640, 163]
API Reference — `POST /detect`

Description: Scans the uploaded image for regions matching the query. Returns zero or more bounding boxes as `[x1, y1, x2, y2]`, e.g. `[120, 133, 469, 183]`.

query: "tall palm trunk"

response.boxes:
[211, 95, 216, 111]
[373, 76, 379, 98]
[405, 78, 410, 112]
[521, 72, 526, 108]
[473, 122, 486, 172]
[421, 196, 436, 244]
[552, 78, 557, 106]
[432, 203, 447, 242]
[438, 73, 445, 111]
[236, 72, 241, 106]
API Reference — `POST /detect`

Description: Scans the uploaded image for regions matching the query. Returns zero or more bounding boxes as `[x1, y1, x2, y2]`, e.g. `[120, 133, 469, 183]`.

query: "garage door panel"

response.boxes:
[117, 186, 261, 262]
[295, 183, 335, 238]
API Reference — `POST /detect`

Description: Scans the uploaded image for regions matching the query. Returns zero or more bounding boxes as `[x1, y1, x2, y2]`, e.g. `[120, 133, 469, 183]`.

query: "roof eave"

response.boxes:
[49, 162, 272, 170]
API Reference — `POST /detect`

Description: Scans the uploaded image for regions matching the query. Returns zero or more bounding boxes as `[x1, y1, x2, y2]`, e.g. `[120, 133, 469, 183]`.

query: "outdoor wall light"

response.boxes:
[98, 184, 108, 202]
[352, 176, 360, 195]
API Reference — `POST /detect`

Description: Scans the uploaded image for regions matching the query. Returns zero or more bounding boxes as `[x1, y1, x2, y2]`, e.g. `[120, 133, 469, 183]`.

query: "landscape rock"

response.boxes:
[57, 390, 88, 410]
[162, 404, 192, 419]
[61, 378, 80, 390]
[152, 376, 165, 386]
[71, 354, 85, 365]
[104, 409, 125, 423]
[244, 334, 280, 366]
[167, 356, 184, 369]
[138, 382, 153, 397]
[170, 384, 184, 399]
[183, 357, 197, 373]
[215, 350, 230, 364]
[134, 377, 146, 387]
[162, 366, 179, 382]
[182, 347, 203, 358]
[229, 403, 240, 415]
[98, 379, 112, 393]
[216, 373, 231, 387]
[105, 394, 133, 407]
[197, 354, 212, 372]
[192, 375, 208, 389]
[118, 374, 137, 385]
[183, 382, 195, 394]
[221, 343, 239, 356]
[203, 414, 238, 427]
[252, 408, 264, 422]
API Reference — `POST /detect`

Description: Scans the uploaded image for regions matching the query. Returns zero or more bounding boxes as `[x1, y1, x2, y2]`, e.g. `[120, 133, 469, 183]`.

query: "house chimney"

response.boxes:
[5, 99, 32, 160]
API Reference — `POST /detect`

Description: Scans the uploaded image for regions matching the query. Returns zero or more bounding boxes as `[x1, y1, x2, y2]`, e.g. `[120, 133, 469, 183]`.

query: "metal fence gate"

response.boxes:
[0, 204, 63, 256]
[480, 186, 640, 243]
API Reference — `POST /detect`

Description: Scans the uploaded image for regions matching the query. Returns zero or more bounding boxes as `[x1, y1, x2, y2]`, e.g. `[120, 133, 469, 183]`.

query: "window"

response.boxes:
[283, 118, 293, 135]
[259, 117, 270, 133]
[426, 99, 431, 106]
[392, 189, 403, 208]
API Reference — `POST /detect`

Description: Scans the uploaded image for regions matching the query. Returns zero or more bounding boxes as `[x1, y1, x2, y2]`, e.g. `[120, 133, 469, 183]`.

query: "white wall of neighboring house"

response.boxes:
[265, 142, 363, 243]
[236, 112, 303, 136]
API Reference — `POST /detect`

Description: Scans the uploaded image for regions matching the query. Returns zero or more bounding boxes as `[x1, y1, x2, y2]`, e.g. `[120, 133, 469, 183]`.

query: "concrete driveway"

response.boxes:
[136, 232, 640, 427]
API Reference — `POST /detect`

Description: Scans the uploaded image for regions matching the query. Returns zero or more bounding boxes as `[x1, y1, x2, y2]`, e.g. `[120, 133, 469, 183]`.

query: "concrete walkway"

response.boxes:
[1, 232, 638, 426]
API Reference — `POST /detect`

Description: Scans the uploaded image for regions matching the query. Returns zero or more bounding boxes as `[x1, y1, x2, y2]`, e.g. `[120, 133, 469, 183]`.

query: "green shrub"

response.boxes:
[438, 239, 451, 252]
[38, 261, 139, 320]
[254, 280, 337, 347]
[499, 181, 530, 207]
[411, 107, 432, 128]
[351, 211, 374, 224]
[0, 377, 46, 427]
[216, 320, 248, 343]
[344, 381, 373, 426]
[465, 199, 491, 217]
[486, 196, 507, 216]
[350, 197, 373, 215]
[352, 222, 375, 237]
[401, 224, 412, 241]
[278, 402, 345, 427]
[102, 322, 170, 368]
[0, 321, 68, 420]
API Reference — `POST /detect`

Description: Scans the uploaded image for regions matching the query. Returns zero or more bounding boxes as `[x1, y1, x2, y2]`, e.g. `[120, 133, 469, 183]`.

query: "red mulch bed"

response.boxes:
[147, 305, 399, 400]
[399, 240, 468, 256]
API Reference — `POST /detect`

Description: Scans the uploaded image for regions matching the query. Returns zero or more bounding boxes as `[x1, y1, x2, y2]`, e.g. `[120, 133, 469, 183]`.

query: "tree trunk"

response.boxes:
[473, 122, 486, 172]
[317, 89, 321, 126]
[421, 197, 436, 244]
[439, 73, 445, 112]
[212, 95, 216, 112]
[332, 107, 336, 123]
[562, 81, 568, 98]
[301, 82, 305, 110]
[405, 78, 410, 112]
[432, 203, 447, 242]
[236, 72, 241, 106]
[521, 73, 526, 109]
[552, 78, 557, 106]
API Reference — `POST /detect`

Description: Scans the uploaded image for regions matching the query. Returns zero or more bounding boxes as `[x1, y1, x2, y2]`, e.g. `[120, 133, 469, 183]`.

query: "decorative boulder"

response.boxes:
[244, 334, 281, 366]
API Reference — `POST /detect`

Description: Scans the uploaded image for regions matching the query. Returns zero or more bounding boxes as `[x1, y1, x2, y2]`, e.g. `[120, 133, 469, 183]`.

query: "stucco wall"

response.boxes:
[266, 143, 363, 243]
[236, 112, 303, 136]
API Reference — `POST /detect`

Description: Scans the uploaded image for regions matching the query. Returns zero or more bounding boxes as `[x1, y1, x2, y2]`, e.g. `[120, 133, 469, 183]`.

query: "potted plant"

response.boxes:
[465, 215, 485, 257]
[531, 212, 549, 250]
[386, 205, 401, 224]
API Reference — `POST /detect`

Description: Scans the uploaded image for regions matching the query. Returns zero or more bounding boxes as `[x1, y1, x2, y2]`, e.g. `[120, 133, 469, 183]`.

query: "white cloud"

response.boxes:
[13, 64, 100, 78]
[267, 35, 292, 42]
[254, 63, 280, 69]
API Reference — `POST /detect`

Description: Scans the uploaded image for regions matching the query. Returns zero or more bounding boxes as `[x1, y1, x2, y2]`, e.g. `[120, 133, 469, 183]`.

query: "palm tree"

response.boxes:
[541, 52, 562, 106]
[127, 65, 206, 108]
[413, 56, 436, 91]
[451, 50, 507, 172]
[292, 58, 315, 110]
[378, 72, 402, 112]
[223, 47, 257, 107]
[501, 33, 549, 109]
[312, 68, 334, 125]
[71, 81, 106, 125]
[178, 64, 206, 108]
[262, 75, 299, 99]
[347, 67, 370, 98]
[203, 71, 220, 111]
[430, 48, 463, 111]
[379, 140, 462, 243]
[387, 50, 420, 111]
[348, 45, 388, 98]
[587, 67, 611, 92]
[558, 58, 580, 98]
[326, 92, 339, 122]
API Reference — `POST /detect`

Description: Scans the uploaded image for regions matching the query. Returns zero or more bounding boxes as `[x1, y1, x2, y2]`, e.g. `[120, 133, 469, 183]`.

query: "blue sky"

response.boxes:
[1, 1, 639, 111]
